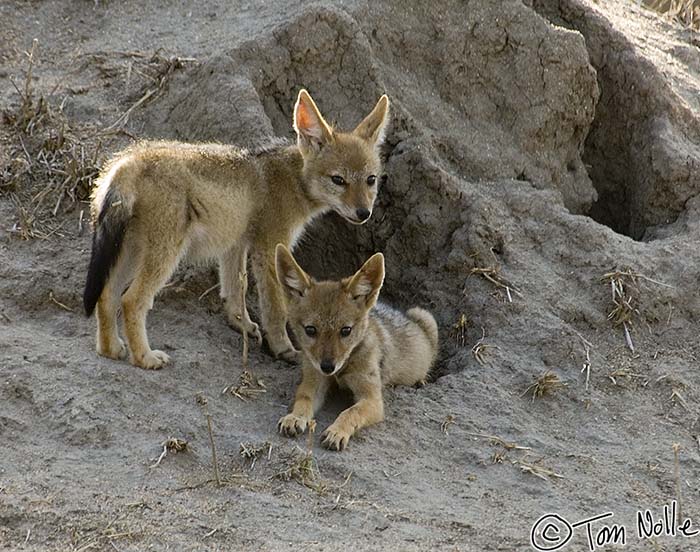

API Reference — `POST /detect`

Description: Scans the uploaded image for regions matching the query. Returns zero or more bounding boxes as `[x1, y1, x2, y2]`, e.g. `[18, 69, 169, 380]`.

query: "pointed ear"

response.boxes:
[353, 94, 389, 146]
[345, 253, 385, 308]
[293, 89, 334, 153]
[275, 244, 311, 298]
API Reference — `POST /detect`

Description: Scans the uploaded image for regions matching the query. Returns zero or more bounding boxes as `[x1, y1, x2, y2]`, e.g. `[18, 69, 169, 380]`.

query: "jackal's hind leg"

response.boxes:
[121, 248, 180, 370]
[95, 247, 137, 361]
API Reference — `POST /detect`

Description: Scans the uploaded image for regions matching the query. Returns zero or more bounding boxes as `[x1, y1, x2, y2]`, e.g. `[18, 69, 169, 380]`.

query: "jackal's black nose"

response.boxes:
[320, 359, 335, 374]
[356, 208, 370, 221]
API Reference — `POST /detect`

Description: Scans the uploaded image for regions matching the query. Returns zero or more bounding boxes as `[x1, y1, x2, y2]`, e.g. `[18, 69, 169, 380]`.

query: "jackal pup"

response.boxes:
[275, 244, 439, 451]
[83, 90, 389, 369]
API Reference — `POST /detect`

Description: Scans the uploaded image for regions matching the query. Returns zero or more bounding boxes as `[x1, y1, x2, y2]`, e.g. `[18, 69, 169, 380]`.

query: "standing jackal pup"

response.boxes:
[275, 244, 439, 451]
[83, 90, 390, 369]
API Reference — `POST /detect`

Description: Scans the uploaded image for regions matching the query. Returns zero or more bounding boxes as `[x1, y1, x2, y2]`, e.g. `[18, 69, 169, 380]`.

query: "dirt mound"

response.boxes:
[2, 0, 700, 550]
[531, 0, 700, 240]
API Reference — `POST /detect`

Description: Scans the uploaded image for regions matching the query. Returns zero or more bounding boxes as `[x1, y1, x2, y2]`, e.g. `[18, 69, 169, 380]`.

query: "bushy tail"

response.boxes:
[83, 188, 131, 316]
[407, 307, 439, 357]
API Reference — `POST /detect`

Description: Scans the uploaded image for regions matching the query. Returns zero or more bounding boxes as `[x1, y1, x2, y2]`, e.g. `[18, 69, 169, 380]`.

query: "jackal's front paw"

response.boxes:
[276, 347, 301, 364]
[278, 414, 309, 437]
[97, 337, 128, 361]
[266, 335, 300, 364]
[321, 425, 352, 451]
[132, 349, 171, 370]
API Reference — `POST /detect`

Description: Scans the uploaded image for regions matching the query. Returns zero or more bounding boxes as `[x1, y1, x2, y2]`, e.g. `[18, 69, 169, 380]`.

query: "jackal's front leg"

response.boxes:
[251, 249, 299, 362]
[322, 367, 384, 451]
[278, 365, 330, 437]
[219, 244, 261, 343]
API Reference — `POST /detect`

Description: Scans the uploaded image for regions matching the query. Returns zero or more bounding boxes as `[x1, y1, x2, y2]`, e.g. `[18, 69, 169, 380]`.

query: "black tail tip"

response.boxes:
[83, 207, 128, 319]
[83, 271, 100, 317]
[83, 295, 96, 317]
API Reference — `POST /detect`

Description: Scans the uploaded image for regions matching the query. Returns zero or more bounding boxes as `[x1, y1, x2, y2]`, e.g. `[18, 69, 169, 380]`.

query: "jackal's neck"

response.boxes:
[259, 144, 325, 215]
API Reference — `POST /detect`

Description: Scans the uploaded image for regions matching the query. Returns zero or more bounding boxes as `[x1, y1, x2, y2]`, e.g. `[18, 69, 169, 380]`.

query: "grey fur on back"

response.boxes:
[370, 302, 438, 386]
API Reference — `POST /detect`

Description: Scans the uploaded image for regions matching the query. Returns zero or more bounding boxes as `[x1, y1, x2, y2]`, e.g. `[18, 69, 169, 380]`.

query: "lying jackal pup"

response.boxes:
[275, 244, 439, 451]
[83, 90, 389, 369]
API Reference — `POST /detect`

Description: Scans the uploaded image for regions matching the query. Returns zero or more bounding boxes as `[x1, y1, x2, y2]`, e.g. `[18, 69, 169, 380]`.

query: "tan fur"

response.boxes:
[275, 244, 439, 451]
[88, 90, 390, 369]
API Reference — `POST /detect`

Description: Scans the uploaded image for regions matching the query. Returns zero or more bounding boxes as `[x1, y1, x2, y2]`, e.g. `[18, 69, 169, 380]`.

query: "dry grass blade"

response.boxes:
[601, 268, 671, 353]
[222, 271, 267, 400]
[240, 441, 272, 469]
[471, 327, 500, 366]
[198, 282, 220, 300]
[492, 450, 507, 464]
[69, 514, 139, 552]
[222, 369, 267, 401]
[670, 387, 689, 409]
[278, 449, 317, 486]
[7, 39, 44, 133]
[48, 291, 74, 312]
[646, 0, 700, 30]
[523, 370, 567, 402]
[467, 432, 532, 451]
[570, 330, 594, 391]
[275, 422, 326, 493]
[602, 269, 639, 352]
[441, 415, 456, 435]
[607, 368, 647, 386]
[196, 395, 221, 486]
[673, 443, 683, 524]
[2, 40, 104, 239]
[469, 266, 522, 302]
[513, 458, 565, 481]
[239, 271, 249, 371]
[149, 437, 189, 468]
[452, 313, 470, 347]
[99, 53, 196, 134]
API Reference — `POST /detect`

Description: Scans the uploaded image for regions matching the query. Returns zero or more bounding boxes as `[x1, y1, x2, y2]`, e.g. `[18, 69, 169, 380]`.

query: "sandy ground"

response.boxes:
[2, 1, 700, 551]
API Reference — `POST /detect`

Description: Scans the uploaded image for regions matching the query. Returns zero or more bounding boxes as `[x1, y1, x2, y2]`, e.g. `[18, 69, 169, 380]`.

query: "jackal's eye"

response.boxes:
[304, 325, 317, 337]
[330, 175, 346, 186]
[340, 326, 352, 337]
[366, 175, 377, 186]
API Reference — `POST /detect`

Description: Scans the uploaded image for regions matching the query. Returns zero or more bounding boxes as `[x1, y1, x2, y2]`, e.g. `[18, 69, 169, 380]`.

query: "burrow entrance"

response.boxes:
[532, 0, 700, 242]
